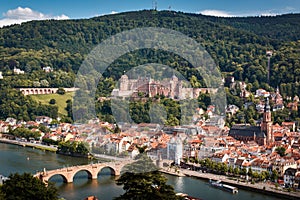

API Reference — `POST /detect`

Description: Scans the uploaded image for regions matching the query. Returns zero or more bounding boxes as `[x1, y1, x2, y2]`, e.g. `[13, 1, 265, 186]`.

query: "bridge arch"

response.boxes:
[71, 169, 93, 182]
[47, 173, 68, 183]
[97, 166, 116, 176]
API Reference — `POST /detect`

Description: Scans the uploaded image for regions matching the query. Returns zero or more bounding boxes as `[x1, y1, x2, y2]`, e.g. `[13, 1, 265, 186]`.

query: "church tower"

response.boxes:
[261, 98, 273, 145]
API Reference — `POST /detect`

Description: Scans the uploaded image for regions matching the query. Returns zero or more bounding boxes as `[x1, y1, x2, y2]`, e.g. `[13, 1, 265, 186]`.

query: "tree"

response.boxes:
[114, 124, 121, 133]
[252, 172, 260, 181]
[275, 146, 286, 157]
[247, 167, 253, 179]
[115, 153, 182, 200]
[10, 127, 41, 140]
[271, 169, 279, 182]
[40, 79, 49, 87]
[56, 87, 65, 95]
[240, 167, 247, 176]
[233, 167, 240, 177]
[228, 166, 234, 176]
[49, 99, 56, 105]
[0, 173, 59, 200]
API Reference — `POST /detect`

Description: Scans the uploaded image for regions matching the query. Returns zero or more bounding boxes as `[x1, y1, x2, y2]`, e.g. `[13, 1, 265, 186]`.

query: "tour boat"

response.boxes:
[209, 179, 238, 194]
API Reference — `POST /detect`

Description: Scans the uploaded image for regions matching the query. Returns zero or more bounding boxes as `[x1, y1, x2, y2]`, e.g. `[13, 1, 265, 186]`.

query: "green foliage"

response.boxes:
[0, 88, 58, 121]
[56, 88, 65, 95]
[275, 146, 286, 157]
[0, 173, 59, 200]
[42, 138, 58, 146]
[49, 98, 56, 104]
[1, 11, 300, 121]
[10, 127, 41, 140]
[271, 169, 279, 181]
[30, 92, 73, 117]
[38, 124, 50, 133]
[115, 154, 182, 200]
[57, 141, 90, 156]
[0, 11, 299, 91]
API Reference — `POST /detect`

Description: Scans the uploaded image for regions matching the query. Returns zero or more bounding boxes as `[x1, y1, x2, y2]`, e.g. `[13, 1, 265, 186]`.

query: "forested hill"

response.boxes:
[206, 13, 300, 43]
[0, 10, 300, 94]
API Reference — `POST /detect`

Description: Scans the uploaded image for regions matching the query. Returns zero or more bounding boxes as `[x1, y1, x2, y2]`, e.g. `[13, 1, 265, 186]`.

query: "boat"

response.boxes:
[176, 193, 202, 200]
[209, 179, 238, 194]
[84, 196, 98, 200]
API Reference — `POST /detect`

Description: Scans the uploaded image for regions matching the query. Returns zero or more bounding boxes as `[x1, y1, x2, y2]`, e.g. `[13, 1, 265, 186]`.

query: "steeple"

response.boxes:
[261, 97, 273, 145]
[265, 97, 271, 113]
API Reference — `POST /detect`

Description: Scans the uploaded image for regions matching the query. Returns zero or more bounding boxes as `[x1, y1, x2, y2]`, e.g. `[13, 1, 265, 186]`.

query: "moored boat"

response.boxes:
[209, 179, 238, 194]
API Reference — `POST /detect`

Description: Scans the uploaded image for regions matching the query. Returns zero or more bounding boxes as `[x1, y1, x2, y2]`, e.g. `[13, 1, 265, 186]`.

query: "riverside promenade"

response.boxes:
[179, 168, 300, 200]
[0, 138, 57, 152]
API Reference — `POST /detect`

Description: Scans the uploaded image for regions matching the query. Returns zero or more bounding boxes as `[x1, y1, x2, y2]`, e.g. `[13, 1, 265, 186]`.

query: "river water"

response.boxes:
[0, 143, 282, 200]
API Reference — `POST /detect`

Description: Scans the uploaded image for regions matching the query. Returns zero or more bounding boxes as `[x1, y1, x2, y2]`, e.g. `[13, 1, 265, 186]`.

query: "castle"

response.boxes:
[111, 75, 217, 100]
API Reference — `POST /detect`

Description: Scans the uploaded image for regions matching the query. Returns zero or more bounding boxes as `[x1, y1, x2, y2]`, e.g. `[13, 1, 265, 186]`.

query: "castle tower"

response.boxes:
[120, 75, 129, 91]
[261, 98, 273, 145]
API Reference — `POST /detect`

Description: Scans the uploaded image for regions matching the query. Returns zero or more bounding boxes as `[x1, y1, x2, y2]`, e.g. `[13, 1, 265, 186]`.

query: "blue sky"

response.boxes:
[0, 0, 299, 27]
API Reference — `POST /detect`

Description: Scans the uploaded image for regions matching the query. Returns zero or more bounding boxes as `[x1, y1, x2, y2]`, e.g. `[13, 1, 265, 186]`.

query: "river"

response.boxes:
[0, 143, 282, 200]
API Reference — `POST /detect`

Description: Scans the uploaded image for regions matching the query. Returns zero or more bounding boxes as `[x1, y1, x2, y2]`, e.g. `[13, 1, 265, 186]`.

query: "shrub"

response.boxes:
[49, 99, 56, 104]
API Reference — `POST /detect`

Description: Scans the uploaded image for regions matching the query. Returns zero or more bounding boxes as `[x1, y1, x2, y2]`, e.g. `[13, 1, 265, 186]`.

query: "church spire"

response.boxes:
[262, 97, 273, 145]
[265, 97, 271, 112]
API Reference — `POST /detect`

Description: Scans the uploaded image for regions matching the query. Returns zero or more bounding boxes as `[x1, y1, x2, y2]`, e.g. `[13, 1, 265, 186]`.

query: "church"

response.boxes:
[229, 98, 274, 146]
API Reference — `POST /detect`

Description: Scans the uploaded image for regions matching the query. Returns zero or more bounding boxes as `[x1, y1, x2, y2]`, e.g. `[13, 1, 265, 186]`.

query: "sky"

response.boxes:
[0, 0, 299, 27]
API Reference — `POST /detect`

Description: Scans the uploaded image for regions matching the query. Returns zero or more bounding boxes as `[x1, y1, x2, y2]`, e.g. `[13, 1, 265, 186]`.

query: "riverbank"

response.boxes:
[179, 168, 300, 200]
[160, 167, 185, 177]
[0, 138, 57, 152]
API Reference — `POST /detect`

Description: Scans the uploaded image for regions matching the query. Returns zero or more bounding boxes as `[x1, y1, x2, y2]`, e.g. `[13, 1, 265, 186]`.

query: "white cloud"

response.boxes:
[96, 10, 118, 17]
[199, 8, 296, 18]
[0, 7, 69, 27]
[110, 11, 118, 15]
[260, 11, 278, 17]
[199, 10, 235, 17]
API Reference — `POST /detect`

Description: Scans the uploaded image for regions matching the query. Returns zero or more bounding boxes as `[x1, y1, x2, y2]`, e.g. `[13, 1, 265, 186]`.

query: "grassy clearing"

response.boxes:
[31, 92, 73, 116]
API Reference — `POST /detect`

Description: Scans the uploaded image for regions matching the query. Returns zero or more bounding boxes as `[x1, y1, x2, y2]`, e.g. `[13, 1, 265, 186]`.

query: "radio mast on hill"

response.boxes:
[152, 0, 157, 10]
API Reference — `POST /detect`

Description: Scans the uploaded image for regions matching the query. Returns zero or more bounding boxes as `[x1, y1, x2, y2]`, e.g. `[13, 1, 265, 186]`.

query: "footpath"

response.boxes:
[179, 168, 300, 200]
[0, 138, 57, 152]
[160, 166, 300, 199]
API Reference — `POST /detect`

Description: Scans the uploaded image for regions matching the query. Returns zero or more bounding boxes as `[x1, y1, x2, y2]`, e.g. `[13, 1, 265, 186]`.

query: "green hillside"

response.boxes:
[0, 10, 300, 122]
[31, 93, 73, 116]
[0, 10, 299, 93]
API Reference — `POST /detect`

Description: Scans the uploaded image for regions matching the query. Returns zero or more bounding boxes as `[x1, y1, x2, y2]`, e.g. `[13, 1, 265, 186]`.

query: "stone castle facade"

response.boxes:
[112, 75, 216, 100]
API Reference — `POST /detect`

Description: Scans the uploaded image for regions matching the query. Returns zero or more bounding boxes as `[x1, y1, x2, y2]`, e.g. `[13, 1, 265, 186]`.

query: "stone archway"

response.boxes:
[47, 173, 68, 183]
[98, 166, 116, 176]
[71, 169, 93, 182]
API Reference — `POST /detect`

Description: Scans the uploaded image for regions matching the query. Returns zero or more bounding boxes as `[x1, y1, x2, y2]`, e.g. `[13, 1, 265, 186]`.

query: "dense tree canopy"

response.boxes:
[0, 173, 59, 200]
[0, 10, 300, 121]
[0, 87, 58, 121]
[115, 153, 182, 200]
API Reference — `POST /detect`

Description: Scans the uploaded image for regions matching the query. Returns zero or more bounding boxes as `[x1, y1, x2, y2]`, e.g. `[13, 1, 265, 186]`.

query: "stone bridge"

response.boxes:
[17, 87, 79, 96]
[35, 160, 133, 183]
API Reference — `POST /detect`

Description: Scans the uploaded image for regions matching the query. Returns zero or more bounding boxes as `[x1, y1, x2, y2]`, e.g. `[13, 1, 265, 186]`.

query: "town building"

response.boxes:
[42, 66, 53, 73]
[167, 136, 183, 165]
[229, 98, 274, 146]
[13, 67, 25, 74]
[0, 175, 9, 185]
[284, 168, 298, 188]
